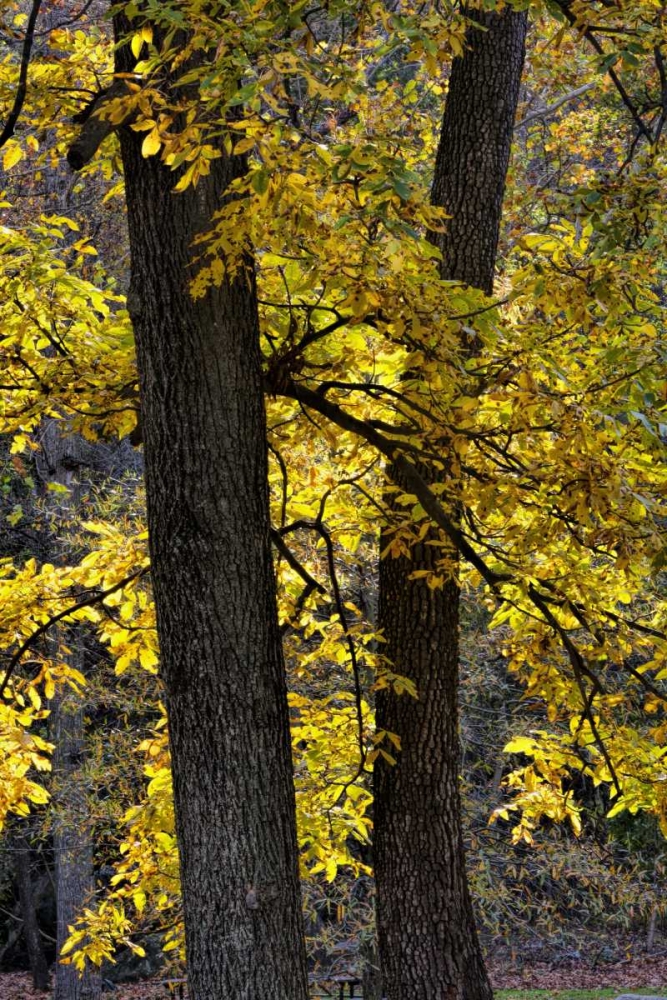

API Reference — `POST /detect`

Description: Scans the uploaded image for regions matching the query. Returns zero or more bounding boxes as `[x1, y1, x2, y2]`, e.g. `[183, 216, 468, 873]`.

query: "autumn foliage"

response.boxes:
[1, 0, 667, 984]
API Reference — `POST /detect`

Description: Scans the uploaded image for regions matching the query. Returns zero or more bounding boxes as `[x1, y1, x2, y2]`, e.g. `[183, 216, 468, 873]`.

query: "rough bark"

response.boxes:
[69, 19, 309, 1000]
[430, 10, 528, 294]
[373, 10, 528, 1000]
[13, 830, 50, 992]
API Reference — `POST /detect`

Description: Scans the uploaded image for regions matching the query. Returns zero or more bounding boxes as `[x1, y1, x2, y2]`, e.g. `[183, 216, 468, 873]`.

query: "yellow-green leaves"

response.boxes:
[0, 222, 137, 445]
[131, 25, 153, 59]
[2, 142, 22, 170]
[141, 129, 161, 157]
[0, 702, 52, 830]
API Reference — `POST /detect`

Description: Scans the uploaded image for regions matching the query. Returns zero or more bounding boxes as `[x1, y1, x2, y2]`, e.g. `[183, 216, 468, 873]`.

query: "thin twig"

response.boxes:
[516, 83, 596, 129]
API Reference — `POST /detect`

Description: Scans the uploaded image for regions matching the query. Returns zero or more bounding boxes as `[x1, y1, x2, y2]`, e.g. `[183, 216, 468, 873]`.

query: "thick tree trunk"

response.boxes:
[100, 23, 309, 1000]
[13, 830, 50, 992]
[374, 11, 527, 1000]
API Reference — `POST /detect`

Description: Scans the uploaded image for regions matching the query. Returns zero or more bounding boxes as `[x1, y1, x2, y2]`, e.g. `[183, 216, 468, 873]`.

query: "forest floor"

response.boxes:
[2, 955, 667, 999]
[487, 950, 667, 992]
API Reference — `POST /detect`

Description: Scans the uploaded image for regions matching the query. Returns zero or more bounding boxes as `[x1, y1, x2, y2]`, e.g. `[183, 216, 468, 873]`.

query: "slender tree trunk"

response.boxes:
[13, 830, 50, 992]
[373, 11, 527, 1000]
[430, 10, 527, 295]
[647, 904, 658, 952]
[52, 658, 101, 1000]
[70, 19, 309, 1000]
[39, 427, 102, 1000]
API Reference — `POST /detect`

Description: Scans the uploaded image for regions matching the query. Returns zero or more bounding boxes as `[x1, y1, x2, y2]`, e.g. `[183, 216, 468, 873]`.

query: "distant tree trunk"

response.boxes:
[373, 10, 527, 1000]
[647, 904, 658, 952]
[38, 425, 111, 1000]
[13, 830, 50, 992]
[51, 658, 101, 1000]
[360, 935, 383, 1000]
[68, 17, 310, 1000]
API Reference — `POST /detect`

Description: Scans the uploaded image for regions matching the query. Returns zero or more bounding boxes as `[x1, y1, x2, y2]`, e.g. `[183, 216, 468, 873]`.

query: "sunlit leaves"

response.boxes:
[3, 0, 667, 973]
[0, 700, 52, 829]
[0, 219, 137, 443]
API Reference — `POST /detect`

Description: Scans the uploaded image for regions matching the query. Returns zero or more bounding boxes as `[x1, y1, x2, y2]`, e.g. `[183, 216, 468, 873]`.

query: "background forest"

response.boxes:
[1, 0, 667, 998]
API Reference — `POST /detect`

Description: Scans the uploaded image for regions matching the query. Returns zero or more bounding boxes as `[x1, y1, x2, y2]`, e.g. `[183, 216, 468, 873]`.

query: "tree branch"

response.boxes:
[276, 377, 511, 588]
[270, 528, 326, 596]
[0, 0, 43, 150]
[553, 0, 653, 142]
[66, 79, 133, 170]
[516, 82, 596, 129]
[0, 568, 149, 698]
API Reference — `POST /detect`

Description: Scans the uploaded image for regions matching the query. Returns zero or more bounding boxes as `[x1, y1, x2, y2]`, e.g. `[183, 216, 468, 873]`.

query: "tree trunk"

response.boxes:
[647, 904, 658, 952]
[52, 658, 101, 1000]
[33, 423, 103, 1000]
[13, 830, 50, 992]
[91, 20, 309, 1000]
[373, 10, 527, 1000]
[430, 9, 528, 295]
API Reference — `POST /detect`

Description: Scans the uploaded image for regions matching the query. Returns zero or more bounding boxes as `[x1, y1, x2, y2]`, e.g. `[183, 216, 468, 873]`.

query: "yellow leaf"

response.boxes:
[3, 144, 23, 170]
[139, 647, 159, 671]
[142, 130, 161, 158]
[234, 136, 256, 155]
[173, 162, 197, 192]
[503, 737, 537, 755]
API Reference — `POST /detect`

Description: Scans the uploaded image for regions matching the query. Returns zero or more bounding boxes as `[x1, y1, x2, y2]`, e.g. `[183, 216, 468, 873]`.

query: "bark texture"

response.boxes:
[13, 831, 50, 992]
[374, 11, 527, 1000]
[431, 9, 528, 295]
[103, 22, 309, 1000]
